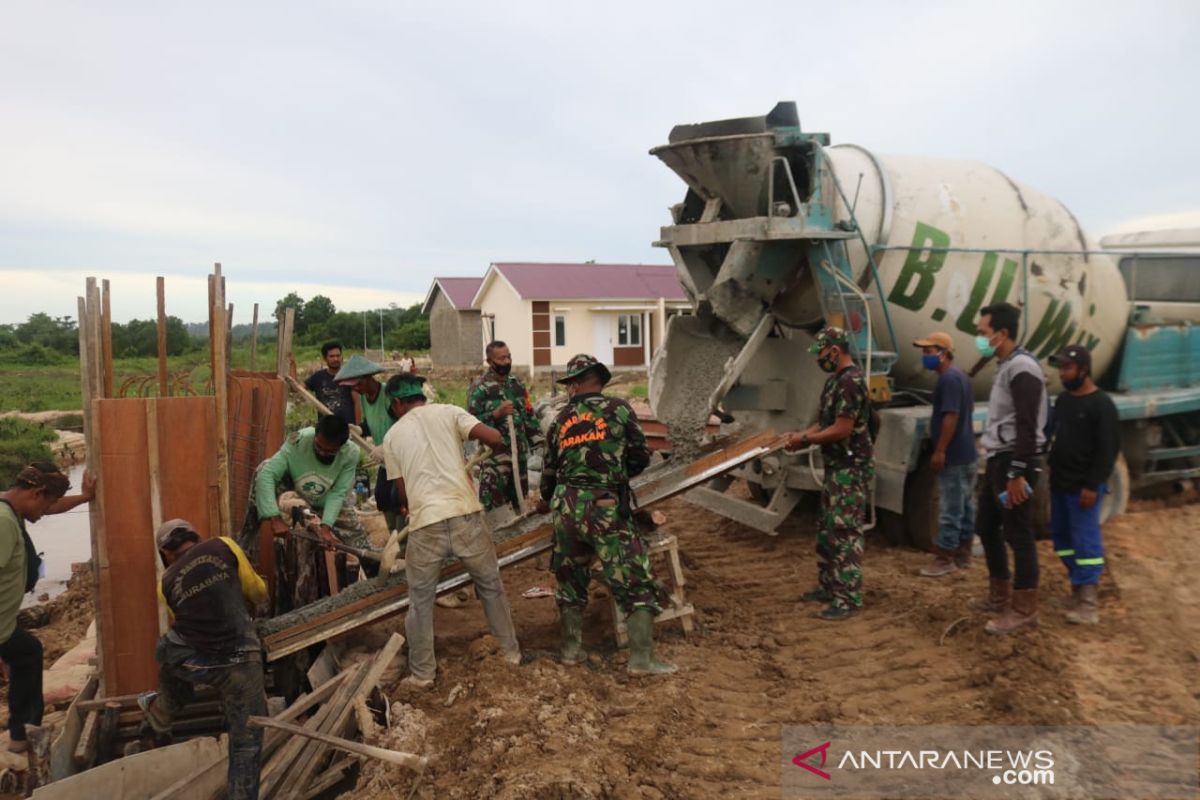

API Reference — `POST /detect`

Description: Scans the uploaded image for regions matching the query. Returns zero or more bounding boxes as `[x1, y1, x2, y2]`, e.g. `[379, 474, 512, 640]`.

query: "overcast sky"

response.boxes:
[1, 0, 1196, 324]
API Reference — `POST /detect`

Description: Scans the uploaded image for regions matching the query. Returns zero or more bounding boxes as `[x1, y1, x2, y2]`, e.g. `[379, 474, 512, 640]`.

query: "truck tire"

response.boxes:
[901, 454, 938, 552]
[1100, 454, 1130, 523]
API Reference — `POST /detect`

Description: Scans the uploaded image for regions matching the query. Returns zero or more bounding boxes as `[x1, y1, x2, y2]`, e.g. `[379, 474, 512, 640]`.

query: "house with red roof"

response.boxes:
[468, 262, 691, 372]
[422, 277, 484, 365]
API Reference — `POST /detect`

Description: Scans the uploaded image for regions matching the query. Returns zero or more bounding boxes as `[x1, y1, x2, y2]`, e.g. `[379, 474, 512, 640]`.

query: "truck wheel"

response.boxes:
[1100, 454, 1130, 523]
[901, 455, 938, 552]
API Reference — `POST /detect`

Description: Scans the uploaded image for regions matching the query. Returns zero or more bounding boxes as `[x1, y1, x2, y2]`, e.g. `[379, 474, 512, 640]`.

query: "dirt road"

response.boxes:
[350, 491, 1199, 799]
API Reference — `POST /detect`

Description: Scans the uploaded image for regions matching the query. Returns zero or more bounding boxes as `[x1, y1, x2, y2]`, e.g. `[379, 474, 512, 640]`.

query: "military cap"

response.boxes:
[808, 325, 850, 354]
[557, 353, 612, 386]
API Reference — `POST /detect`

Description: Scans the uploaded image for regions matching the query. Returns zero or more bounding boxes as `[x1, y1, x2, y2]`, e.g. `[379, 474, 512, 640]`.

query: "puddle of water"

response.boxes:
[22, 464, 93, 607]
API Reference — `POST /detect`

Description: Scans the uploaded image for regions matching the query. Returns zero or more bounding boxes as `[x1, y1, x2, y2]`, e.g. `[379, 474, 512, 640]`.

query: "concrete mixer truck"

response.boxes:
[648, 101, 1200, 548]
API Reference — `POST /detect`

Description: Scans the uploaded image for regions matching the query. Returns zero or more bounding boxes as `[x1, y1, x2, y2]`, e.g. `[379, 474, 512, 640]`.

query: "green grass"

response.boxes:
[0, 417, 58, 485]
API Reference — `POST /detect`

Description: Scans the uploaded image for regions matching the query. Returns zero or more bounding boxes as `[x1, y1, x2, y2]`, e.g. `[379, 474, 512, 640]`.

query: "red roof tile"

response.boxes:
[486, 263, 686, 302]
[426, 277, 484, 312]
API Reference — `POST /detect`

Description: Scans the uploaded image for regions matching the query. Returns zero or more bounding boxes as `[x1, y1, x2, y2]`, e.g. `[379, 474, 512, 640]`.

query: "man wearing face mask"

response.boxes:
[973, 302, 1048, 634]
[1047, 345, 1118, 625]
[536, 354, 674, 673]
[913, 332, 978, 577]
[467, 341, 545, 513]
[253, 414, 372, 565]
[785, 326, 874, 621]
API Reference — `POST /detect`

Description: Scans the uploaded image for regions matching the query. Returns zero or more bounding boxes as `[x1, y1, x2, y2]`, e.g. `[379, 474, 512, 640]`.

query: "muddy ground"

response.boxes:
[9, 492, 1197, 798]
[343, 492, 1199, 799]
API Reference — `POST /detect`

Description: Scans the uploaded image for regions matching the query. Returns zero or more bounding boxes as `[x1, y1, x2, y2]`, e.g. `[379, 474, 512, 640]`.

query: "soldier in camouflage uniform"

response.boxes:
[468, 341, 544, 512]
[537, 354, 675, 675]
[786, 326, 875, 621]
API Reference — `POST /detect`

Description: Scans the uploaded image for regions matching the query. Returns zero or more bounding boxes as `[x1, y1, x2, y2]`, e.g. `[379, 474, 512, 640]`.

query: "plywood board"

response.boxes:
[227, 371, 287, 531]
[94, 397, 220, 696]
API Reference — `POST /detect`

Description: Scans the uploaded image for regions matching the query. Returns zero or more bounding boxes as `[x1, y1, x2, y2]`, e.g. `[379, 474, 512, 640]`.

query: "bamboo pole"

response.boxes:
[156, 277, 169, 396]
[283, 375, 375, 455]
[78, 288, 109, 692]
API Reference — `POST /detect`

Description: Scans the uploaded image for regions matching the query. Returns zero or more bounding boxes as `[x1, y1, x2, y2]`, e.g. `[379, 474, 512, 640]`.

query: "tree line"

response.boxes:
[0, 295, 430, 362]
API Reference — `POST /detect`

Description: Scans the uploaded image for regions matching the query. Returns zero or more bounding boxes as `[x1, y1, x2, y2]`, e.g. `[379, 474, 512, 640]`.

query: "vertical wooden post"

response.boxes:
[85, 279, 103, 402]
[78, 289, 107, 694]
[227, 301, 235, 366]
[145, 403, 169, 635]
[100, 280, 113, 398]
[249, 303, 259, 371]
[156, 276, 169, 397]
[210, 266, 231, 536]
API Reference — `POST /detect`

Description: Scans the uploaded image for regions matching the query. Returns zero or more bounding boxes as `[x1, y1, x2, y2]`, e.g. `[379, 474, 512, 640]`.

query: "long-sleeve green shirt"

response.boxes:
[254, 427, 359, 528]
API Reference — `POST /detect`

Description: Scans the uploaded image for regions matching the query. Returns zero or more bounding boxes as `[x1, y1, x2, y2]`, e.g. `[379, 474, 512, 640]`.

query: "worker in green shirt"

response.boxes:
[335, 355, 406, 533]
[0, 464, 75, 753]
[252, 415, 376, 578]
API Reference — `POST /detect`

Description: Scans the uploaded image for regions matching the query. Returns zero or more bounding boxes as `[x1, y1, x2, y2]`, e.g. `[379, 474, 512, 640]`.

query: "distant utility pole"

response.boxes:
[378, 309, 385, 356]
[362, 312, 367, 351]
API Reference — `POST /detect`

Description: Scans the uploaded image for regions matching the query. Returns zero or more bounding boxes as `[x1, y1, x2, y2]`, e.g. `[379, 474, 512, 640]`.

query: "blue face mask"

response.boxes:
[975, 334, 997, 358]
[921, 354, 941, 370]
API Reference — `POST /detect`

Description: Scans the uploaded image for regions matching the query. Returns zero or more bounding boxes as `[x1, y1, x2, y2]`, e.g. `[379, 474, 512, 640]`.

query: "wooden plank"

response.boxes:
[100, 279, 113, 398]
[72, 710, 100, 770]
[95, 702, 121, 766]
[298, 756, 357, 800]
[250, 303, 259, 371]
[210, 269, 232, 536]
[86, 279, 103, 401]
[156, 276, 169, 396]
[145, 403, 168, 635]
[248, 716, 425, 772]
[275, 636, 405, 797]
[76, 294, 107, 694]
[49, 671, 98, 780]
[261, 665, 364, 799]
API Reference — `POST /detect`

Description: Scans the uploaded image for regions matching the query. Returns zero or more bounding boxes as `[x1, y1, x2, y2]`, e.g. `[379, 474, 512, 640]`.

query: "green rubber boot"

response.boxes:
[559, 607, 586, 664]
[626, 608, 677, 675]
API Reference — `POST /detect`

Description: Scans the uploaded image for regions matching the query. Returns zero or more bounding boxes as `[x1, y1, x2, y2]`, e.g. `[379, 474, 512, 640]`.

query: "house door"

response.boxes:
[592, 315, 614, 365]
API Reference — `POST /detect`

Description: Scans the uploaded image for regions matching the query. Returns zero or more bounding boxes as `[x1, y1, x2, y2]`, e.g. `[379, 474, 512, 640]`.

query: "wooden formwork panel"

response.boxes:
[227, 371, 287, 531]
[94, 397, 220, 696]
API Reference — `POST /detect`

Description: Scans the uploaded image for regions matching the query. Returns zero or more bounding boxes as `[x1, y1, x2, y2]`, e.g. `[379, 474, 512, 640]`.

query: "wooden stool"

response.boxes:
[607, 533, 695, 647]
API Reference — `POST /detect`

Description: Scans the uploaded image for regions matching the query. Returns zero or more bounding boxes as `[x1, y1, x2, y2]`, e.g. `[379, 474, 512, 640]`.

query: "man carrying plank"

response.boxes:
[139, 519, 268, 800]
[380, 373, 522, 688]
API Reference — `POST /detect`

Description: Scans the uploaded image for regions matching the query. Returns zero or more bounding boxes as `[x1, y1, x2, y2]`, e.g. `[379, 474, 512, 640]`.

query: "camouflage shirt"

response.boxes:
[540, 393, 651, 500]
[466, 370, 544, 460]
[818, 365, 874, 469]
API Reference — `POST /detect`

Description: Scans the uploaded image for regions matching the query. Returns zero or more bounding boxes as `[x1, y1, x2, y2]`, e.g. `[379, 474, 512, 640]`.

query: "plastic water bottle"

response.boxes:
[998, 479, 1031, 508]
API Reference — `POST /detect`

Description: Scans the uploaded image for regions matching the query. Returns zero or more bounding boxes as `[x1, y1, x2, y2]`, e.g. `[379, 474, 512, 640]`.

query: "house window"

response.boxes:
[554, 315, 566, 347]
[618, 313, 641, 346]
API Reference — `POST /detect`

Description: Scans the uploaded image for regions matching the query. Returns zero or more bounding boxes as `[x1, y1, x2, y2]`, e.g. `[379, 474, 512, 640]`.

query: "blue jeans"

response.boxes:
[936, 462, 977, 552]
[1051, 489, 1106, 585]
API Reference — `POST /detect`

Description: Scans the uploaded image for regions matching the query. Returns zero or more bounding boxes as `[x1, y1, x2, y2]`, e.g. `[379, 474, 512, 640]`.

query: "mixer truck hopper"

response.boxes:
[648, 102, 1200, 547]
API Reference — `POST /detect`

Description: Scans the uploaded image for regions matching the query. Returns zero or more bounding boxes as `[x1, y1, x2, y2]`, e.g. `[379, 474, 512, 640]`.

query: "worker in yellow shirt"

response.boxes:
[139, 520, 267, 800]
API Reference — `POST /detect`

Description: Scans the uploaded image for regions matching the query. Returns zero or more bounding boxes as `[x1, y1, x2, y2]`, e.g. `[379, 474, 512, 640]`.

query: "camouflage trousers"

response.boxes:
[817, 465, 872, 610]
[550, 485, 663, 615]
[478, 458, 528, 513]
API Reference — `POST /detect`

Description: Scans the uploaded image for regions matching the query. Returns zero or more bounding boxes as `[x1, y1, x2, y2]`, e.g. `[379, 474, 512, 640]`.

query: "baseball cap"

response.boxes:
[155, 519, 199, 550]
[1050, 344, 1092, 370]
[912, 332, 954, 351]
